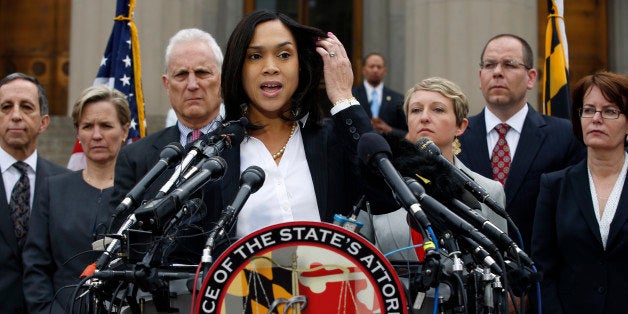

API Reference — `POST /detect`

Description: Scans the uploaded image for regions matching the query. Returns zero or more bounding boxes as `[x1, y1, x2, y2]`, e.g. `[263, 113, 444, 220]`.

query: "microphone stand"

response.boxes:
[92, 205, 198, 313]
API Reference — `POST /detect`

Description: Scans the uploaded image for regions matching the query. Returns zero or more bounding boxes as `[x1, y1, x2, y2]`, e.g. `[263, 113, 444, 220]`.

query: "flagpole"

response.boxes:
[115, 0, 145, 137]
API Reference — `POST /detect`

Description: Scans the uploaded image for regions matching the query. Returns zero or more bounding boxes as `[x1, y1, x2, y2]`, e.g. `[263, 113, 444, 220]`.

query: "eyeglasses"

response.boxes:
[480, 59, 531, 71]
[578, 107, 623, 119]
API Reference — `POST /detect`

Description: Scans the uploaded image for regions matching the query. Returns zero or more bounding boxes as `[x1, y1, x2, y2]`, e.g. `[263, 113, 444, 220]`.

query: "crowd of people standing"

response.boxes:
[0, 9, 626, 314]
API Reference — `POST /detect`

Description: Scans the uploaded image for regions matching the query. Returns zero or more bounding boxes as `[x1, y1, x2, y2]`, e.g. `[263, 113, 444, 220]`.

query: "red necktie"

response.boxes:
[491, 123, 511, 185]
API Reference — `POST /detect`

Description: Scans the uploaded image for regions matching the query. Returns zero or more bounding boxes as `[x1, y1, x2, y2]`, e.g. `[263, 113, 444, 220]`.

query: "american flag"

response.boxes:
[67, 0, 145, 170]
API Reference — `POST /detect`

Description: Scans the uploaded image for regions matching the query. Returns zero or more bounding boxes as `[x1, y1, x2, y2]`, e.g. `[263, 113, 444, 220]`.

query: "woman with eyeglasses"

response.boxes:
[531, 71, 628, 314]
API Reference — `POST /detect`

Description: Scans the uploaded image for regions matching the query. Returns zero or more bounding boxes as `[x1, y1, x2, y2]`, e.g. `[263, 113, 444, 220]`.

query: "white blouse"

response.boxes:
[588, 152, 628, 249]
[236, 125, 320, 238]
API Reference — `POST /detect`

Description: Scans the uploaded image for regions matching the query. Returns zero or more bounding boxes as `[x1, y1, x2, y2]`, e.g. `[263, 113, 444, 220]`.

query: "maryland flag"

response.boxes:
[67, 0, 145, 170]
[221, 249, 377, 313]
[542, 0, 570, 119]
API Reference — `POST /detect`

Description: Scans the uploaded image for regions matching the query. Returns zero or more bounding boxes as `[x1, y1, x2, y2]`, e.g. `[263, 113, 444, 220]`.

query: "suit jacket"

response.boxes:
[23, 171, 112, 313]
[352, 84, 407, 137]
[111, 105, 377, 262]
[0, 157, 68, 314]
[532, 160, 628, 314]
[457, 105, 585, 252]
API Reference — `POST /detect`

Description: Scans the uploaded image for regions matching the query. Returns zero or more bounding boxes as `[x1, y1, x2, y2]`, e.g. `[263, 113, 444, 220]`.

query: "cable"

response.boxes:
[383, 243, 425, 257]
[192, 262, 203, 314]
[107, 281, 125, 314]
[533, 265, 542, 314]
[47, 284, 76, 314]
[68, 275, 92, 314]
[451, 272, 468, 314]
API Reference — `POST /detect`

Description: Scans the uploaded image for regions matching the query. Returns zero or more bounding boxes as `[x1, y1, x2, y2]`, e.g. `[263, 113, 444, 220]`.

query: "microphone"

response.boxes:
[113, 142, 184, 217]
[202, 166, 265, 264]
[163, 198, 206, 234]
[357, 132, 432, 231]
[449, 198, 534, 267]
[134, 156, 227, 232]
[403, 177, 500, 255]
[90, 214, 138, 274]
[415, 137, 508, 218]
[91, 158, 224, 273]
[180, 117, 247, 181]
[457, 236, 503, 275]
[157, 117, 247, 198]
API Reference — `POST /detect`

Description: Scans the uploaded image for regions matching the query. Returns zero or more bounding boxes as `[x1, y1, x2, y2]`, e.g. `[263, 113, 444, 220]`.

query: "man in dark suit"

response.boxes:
[352, 53, 407, 137]
[0, 73, 69, 313]
[111, 29, 225, 264]
[458, 35, 585, 312]
[458, 34, 584, 253]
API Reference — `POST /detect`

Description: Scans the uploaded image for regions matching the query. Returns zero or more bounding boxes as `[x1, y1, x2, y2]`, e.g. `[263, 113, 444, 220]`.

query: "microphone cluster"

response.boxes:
[357, 132, 539, 313]
[93, 118, 251, 273]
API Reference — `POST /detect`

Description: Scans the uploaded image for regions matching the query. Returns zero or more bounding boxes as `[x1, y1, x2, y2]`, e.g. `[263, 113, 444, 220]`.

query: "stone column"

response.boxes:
[402, 0, 538, 115]
[609, 0, 628, 74]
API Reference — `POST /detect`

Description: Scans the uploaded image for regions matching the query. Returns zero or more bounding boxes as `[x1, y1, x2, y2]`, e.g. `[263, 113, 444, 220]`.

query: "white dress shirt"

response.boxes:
[589, 152, 628, 249]
[0, 148, 37, 209]
[237, 124, 320, 238]
[484, 105, 528, 159]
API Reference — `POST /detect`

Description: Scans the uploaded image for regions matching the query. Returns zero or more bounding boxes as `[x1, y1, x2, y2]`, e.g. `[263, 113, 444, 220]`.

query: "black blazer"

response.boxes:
[457, 105, 585, 251]
[111, 105, 378, 262]
[0, 157, 68, 314]
[352, 84, 407, 137]
[532, 160, 628, 314]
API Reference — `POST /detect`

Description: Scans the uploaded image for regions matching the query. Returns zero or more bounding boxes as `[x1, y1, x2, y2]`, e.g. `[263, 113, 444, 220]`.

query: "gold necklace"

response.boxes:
[272, 122, 297, 160]
[83, 170, 113, 186]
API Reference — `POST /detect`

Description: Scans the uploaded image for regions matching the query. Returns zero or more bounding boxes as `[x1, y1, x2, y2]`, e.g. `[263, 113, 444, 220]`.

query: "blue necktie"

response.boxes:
[370, 89, 381, 117]
[10, 161, 30, 248]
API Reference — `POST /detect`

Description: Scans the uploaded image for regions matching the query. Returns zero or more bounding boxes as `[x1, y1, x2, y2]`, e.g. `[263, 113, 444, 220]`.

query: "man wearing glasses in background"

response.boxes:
[457, 34, 585, 312]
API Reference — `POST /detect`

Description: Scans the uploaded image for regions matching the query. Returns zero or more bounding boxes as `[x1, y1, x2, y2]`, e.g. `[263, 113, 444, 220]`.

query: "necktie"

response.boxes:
[370, 89, 380, 117]
[9, 161, 30, 248]
[188, 129, 203, 144]
[491, 123, 511, 185]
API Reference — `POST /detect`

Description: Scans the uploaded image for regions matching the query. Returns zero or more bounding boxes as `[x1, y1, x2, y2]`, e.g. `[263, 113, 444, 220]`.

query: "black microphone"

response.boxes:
[179, 117, 247, 182]
[134, 156, 227, 231]
[163, 198, 206, 234]
[93, 158, 226, 272]
[176, 118, 245, 175]
[202, 165, 265, 264]
[457, 236, 503, 275]
[415, 137, 509, 219]
[157, 117, 247, 198]
[113, 142, 184, 217]
[357, 132, 432, 230]
[449, 198, 534, 266]
[403, 177, 500, 256]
